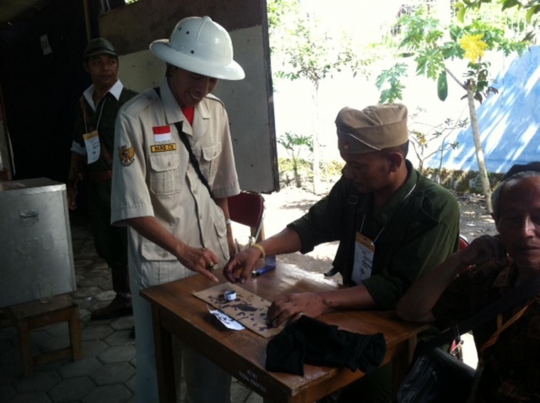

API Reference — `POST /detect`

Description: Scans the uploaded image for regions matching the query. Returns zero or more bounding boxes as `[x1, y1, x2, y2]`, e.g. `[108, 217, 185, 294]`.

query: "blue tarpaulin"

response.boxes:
[428, 46, 540, 173]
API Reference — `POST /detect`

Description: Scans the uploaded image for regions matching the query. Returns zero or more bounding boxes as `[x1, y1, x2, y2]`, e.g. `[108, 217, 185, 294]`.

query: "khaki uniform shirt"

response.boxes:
[111, 78, 240, 278]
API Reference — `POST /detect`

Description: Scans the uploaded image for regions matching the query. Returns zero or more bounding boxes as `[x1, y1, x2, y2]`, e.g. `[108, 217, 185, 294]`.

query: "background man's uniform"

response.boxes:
[111, 78, 240, 402]
[72, 78, 137, 318]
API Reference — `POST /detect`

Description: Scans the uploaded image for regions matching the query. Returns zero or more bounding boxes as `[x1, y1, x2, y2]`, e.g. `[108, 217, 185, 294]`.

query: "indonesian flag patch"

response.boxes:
[153, 125, 172, 143]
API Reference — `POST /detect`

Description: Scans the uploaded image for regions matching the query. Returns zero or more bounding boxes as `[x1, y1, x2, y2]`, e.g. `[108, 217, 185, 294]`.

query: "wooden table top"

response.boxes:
[141, 263, 429, 401]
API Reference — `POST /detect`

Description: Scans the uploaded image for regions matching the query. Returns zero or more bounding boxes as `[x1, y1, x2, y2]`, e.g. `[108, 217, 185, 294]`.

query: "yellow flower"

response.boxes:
[460, 34, 488, 62]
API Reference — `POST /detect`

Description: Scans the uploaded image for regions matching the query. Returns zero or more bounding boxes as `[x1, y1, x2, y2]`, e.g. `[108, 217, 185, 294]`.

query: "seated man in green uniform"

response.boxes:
[67, 38, 137, 321]
[224, 104, 460, 402]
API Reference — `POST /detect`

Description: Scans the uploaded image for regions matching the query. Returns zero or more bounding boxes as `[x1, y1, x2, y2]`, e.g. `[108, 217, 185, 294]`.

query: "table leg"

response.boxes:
[392, 335, 417, 395]
[152, 306, 176, 403]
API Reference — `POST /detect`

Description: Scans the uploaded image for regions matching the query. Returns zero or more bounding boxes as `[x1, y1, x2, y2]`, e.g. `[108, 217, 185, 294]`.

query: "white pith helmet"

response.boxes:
[150, 16, 245, 80]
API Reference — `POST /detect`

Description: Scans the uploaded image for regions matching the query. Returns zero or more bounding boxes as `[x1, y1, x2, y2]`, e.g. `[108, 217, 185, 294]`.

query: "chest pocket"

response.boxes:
[199, 142, 222, 182]
[148, 153, 180, 195]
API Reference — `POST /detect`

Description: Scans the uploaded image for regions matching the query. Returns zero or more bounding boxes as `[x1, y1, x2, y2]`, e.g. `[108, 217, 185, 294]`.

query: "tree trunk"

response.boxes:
[466, 88, 493, 213]
[312, 81, 321, 195]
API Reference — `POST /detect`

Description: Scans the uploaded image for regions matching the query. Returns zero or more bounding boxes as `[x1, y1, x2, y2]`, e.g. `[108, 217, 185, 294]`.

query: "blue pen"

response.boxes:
[252, 256, 276, 277]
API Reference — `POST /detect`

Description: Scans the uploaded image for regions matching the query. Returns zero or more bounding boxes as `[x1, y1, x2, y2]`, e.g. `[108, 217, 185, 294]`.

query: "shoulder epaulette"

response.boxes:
[205, 93, 224, 106]
[120, 89, 158, 117]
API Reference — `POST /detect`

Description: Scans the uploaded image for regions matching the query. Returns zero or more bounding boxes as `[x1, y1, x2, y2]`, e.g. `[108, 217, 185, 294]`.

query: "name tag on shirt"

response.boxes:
[151, 143, 177, 153]
[153, 125, 172, 143]
[82, 130, 100, 164]
[352, 232, 375, 284]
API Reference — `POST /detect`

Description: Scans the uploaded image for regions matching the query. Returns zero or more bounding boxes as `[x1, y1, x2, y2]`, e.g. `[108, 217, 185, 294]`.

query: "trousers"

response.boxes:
[130, 258, 231, 403]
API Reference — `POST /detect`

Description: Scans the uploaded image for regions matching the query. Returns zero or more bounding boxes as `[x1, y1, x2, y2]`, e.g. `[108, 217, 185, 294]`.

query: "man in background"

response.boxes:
[67, 38, 137, 321]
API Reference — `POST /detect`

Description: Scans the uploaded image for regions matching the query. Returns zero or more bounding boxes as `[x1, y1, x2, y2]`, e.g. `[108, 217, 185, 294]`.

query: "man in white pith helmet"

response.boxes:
[111, 16, 244, 402]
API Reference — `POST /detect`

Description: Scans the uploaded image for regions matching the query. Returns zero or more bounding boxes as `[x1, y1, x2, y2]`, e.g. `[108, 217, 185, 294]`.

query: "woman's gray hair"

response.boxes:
[491, 170, 540, 215]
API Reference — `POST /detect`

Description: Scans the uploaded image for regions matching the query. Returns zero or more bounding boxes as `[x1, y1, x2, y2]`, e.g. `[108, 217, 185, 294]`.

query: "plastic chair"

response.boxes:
[228, 191, 265, 242]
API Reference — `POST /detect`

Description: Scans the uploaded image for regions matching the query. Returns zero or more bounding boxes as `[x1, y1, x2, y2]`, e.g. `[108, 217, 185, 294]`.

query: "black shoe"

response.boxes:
[91, 295, 133, 320]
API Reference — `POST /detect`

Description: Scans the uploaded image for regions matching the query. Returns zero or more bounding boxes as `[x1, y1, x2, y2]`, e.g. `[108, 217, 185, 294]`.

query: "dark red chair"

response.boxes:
[228, 191, 266, 242]
[459, 235, 469, 251]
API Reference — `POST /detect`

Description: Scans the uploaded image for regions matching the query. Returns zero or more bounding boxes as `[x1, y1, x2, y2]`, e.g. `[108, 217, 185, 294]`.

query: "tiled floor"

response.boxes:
[0, 216, 261, 403]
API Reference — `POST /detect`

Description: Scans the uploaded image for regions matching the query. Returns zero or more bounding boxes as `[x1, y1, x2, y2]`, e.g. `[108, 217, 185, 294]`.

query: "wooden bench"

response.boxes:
[7, 294, 83, 375]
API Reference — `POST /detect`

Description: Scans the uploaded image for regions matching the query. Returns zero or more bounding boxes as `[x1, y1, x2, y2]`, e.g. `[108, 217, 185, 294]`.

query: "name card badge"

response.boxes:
[352, 232, 375, 284]
[153, 125, 172, 143]
[82, 130, 100, 164]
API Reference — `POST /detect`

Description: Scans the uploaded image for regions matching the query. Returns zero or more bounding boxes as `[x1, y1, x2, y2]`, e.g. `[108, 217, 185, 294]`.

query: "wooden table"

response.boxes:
[141, 264, 429, 403]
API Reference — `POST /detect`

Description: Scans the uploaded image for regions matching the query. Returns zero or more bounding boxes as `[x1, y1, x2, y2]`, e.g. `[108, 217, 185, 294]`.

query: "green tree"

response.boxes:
[277, 132, 313, 188]
[459, 0, 540, 23]
[376, 6, 530, 212]
[268, 0, 373, 194]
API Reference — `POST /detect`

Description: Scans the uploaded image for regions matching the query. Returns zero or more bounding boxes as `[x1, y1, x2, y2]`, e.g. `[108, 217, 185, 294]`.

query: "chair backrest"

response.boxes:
[228, 191, 265, 241]
[459, 235, 469, 251]
[458, 234, 472, 274]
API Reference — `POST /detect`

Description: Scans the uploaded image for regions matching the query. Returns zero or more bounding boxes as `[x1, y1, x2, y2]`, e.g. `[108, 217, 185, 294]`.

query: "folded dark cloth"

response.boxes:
[266, 315, 387, 376]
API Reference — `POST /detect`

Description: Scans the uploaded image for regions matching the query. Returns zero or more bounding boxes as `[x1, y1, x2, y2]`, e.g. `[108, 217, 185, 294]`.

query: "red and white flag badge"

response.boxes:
[153, 125, 172, 143]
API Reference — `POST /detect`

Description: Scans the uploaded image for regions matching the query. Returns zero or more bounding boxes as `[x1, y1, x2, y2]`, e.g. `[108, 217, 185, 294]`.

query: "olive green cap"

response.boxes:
[84, 38, 118, 59]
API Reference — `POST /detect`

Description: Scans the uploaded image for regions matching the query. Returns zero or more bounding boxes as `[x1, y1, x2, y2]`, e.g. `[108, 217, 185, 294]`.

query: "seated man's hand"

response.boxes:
[267, 292, 327, 327]
[460, 234, 507, 267]
[223, 247, 261, 284]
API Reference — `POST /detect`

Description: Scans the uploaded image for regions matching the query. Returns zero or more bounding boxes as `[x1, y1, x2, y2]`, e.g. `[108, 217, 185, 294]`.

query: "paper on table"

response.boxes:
[208, 305, 245, 330]
[194, 283, 285, 338]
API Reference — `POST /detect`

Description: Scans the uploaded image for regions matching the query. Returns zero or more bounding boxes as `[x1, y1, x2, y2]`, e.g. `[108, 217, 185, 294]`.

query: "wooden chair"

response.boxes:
[7, 294, 83, 375]
[228, 191, 266, 242]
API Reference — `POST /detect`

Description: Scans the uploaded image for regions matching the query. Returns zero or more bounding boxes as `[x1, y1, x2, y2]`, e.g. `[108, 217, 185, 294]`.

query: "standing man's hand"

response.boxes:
[67, 185, 78, 210]
[267, 292, 328, 327]
[223, 247, 262, 283]
[176, 243, 220, 282]
[226, 231, 235, 257]
[127, 216, 221, 282]
[67, 151, 85, 211]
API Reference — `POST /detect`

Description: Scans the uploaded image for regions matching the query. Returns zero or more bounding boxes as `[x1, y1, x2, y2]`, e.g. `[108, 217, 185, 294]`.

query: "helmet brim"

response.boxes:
[150, 40, 245, 81]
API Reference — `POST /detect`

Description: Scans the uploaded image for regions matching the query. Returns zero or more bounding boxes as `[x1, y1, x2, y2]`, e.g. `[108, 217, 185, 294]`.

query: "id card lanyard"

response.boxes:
[351, 183, 417, 284]
[351, 215, 384, 284]
[82, 98, 106, 164]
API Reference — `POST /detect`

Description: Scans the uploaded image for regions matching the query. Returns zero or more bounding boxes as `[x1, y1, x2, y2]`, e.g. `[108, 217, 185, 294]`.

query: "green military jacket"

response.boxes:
[73, 85, 137, 173]
[289, 160, 460, 309]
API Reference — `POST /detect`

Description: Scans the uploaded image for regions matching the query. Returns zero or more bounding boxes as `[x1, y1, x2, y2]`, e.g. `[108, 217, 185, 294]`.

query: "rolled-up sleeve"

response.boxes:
[210, 107, 240, 199]
[288, 179, 350, 253]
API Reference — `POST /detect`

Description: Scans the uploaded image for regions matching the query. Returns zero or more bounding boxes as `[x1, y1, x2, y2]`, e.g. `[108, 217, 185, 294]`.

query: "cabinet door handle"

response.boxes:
[19, 209, 39, 218]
